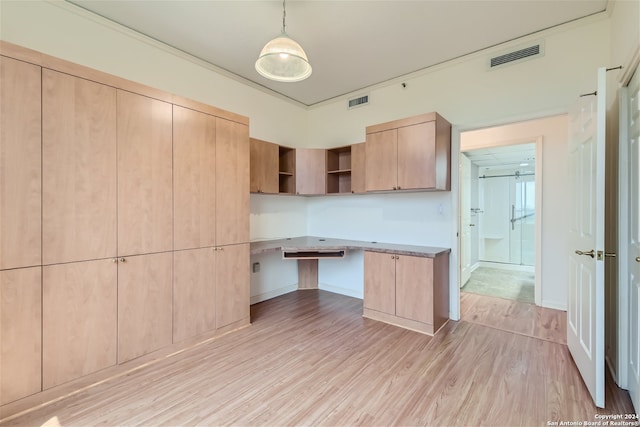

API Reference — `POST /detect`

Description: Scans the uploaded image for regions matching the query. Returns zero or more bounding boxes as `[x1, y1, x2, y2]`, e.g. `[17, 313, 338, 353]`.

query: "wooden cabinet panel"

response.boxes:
[216, 243, 249, 329]
[173, 106, 217, 250]
[395, 255, 433, 324]
[118, 252, 173, 363]
[173, 248, 216, 343]
[397, 121, 436, 190]
[0, 57, 41, 270]
[351, 142, 366, 194]
[42, 70, 117, 264]
[0, 267, 41, 404]
[43, 260, 117, 389]
[117, 91, 173, 256]
[215, 119, 249, 246]
[295, 149, 326, 195]
[363, 251, 396, 315]
[250, 138, 279, 194]
[365, 129, 397, 191]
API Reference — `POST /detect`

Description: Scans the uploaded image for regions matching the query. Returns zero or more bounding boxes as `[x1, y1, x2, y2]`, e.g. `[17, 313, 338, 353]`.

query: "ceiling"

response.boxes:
[68, 0, 608, 107]
[464, 143, 536, 170]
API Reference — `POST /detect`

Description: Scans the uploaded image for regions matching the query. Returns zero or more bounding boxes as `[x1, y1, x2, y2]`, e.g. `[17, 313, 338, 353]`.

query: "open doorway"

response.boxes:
[460, 144, 537, 304]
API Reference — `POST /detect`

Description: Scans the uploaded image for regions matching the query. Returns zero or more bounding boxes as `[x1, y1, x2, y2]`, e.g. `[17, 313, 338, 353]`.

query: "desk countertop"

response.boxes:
[250, 236, 450, 258]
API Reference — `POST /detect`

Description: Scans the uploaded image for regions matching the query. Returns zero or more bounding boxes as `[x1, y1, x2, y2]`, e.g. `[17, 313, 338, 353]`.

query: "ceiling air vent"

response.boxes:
[489, 42, 544, 69]
[348, 95, 369, 109]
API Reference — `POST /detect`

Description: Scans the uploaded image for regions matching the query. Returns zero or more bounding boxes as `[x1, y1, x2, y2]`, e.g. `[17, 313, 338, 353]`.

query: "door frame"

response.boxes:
[457, 134, 543, 306]
[616, 47, 640, 390]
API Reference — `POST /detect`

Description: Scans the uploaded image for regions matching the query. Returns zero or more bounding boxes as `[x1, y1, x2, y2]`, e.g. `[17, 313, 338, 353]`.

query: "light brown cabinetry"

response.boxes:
[117, 91, 173, 256]
[173, 248, 216, 343]
[250, 138, 279, 194]
[173, 106, 217, 250]
[216, 243, 250, 329]
[43, 260, 117, 389]
[0, 267, 41, 404]
[351, 142, 366, 193]
[365, 113, 451, 192]
[216, 119, 250, 245]
[363, 250, 449, 335]
[295, 149, 326, 195]
[0, 56, 41, 270]
[42, 70, 117, 265]
[118, 252, 173, 363]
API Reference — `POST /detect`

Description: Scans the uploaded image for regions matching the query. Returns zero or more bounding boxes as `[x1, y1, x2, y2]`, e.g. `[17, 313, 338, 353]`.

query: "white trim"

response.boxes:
[541, 300, 567, 311]
[250, 284, 298, 305]
[318, 283, 363, 299]
[477, 261, 535, 273]
[535, 137, 543, 306]
[450, 126, 461, 321]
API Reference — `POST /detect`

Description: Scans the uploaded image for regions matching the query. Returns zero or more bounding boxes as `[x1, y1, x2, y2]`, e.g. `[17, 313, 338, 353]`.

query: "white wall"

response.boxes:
[0, 0, 308, 145]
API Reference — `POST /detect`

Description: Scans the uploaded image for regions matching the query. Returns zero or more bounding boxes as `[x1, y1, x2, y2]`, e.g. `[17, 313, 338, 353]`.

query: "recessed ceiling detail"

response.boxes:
[67, 0, 608, 106]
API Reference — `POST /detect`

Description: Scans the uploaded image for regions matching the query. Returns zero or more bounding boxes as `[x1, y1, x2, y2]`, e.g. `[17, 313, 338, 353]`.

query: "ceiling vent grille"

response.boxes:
[348, 95, 369, 109]
[489, 42, 543, 69]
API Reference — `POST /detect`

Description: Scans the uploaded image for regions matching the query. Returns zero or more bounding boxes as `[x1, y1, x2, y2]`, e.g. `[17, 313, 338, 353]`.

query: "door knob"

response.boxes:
[575, 249, 595, 258]
[636, 256, 640, 263]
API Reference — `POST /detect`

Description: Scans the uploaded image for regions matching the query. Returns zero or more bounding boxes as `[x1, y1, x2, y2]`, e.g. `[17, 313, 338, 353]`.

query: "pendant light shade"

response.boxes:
[255, 0, 312, 82]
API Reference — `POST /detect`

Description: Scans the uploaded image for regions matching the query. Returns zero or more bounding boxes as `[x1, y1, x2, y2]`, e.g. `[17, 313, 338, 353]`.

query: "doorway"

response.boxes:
[460, 144, 537, 303]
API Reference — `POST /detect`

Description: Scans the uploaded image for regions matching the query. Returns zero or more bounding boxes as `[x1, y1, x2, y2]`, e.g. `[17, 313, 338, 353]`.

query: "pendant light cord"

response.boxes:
[282, 0, 287, 33]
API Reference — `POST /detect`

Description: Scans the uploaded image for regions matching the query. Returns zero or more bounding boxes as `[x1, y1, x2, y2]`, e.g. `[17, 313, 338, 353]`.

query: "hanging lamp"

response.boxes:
[255, 0, 312, 82]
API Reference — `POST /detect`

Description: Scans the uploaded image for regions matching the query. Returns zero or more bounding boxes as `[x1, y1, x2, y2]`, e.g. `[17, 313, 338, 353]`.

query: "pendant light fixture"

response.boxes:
[255, 0, 312, 82]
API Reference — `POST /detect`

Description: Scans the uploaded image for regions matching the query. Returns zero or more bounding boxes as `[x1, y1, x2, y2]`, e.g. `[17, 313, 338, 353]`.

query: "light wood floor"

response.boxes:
[2, 290, 635, 426]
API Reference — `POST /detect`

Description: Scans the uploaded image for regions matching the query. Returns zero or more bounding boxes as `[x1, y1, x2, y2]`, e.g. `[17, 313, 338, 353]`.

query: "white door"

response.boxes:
[625, 66, 640, 414]
[460, 153, 472, 285]
[567, 67, 606, 408]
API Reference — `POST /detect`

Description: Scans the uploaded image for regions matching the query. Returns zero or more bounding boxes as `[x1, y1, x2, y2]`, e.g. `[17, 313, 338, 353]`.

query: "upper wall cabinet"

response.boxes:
[250, 138, 279, 194]
[365, 112, 451, 192]
[173, 106, 217, 250]
[295, 149, 326, 195]
[42, 70, 117, 265]
[0, 56, 42, 270]
[117, 91, 173, 256]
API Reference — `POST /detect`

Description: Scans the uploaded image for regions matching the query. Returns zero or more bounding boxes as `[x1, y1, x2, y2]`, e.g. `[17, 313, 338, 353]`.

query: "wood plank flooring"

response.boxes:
[2, 290, 635, 426]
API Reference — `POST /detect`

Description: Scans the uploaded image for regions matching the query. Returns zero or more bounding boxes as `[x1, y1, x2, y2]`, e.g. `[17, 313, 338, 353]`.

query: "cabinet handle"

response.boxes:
[391, 255, 395, 259]
[397, 186, 401, 190]
[119, 257, 126, 263]
[395, 256, 399, 260]
[111, 258, 118, 263]
[393, 186, 397, 190]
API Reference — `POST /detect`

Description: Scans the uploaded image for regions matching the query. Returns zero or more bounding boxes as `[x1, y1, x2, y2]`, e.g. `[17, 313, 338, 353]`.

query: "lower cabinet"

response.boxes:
[363, 251, 449, 335]
[118, 252, 173, 364]
[43, 260, 117, 389]
[1, 267, 42, 404]
[215, 243, 250, 329]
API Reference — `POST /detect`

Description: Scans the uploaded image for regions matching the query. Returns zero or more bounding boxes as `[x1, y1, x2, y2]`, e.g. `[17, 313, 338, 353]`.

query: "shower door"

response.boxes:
[479, 171, 535, 266]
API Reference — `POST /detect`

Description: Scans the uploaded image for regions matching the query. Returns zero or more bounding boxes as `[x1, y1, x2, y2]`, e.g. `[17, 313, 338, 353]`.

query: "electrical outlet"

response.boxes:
[252, 262, 260, 273]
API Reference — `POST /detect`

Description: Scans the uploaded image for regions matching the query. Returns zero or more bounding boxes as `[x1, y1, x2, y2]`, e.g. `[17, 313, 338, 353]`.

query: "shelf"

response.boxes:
[327, 146, 353, 194]
[278, 171, 294, 176]
[327, 169, 352, 175]
[279, 146, 295, 194]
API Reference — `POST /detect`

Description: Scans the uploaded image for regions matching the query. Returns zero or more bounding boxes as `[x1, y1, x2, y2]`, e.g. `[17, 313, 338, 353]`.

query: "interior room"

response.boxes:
[1, 0, 639, 425]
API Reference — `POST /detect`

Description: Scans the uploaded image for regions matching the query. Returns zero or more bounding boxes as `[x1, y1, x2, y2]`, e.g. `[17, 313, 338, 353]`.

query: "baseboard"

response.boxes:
[470, 262, 480, 273]
[605, 355, 621, 386]
[318, 283, 363, 299]
[541, 300, 566, 311]
[250, 284, 298, 305]
[478, 261, 535, 273]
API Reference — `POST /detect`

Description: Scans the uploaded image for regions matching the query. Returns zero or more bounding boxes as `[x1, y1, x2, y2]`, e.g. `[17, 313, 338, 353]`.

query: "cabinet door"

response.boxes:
[117, 91, 173, 256]
[363, 251, 396, 315]
[42, 70, 117, 264]
[397, 121, 436, 190]
[351, 142, 366, 194]
[250, 138, 279, 194]
[395, 255, 433, 324]
[0, 57, 41, 270]
[173, 248, 216, 343]
[216, 119, 249, 246]
[295, 148, 327, 195]
[1, 267, 41, 404]
[118, 252, 173, 363]
[43, 260, 117, 389]
[365, 129, 397, 191]
[173, 106, 216, 250]
[215, 243, 249, 329]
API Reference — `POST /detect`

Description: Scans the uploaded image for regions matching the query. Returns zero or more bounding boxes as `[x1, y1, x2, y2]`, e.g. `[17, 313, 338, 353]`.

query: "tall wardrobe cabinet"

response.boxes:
[0, 43, 250, 411]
